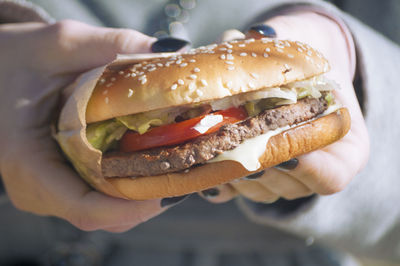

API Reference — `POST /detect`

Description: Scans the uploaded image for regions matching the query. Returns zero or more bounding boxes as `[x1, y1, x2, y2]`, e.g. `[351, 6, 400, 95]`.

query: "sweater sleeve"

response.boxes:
[0, 0, 53, 23]
[237, 1, 400, 262]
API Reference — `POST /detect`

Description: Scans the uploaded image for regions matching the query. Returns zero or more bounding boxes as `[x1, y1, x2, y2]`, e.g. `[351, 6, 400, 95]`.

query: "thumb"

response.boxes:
[41, 20, 156, 72]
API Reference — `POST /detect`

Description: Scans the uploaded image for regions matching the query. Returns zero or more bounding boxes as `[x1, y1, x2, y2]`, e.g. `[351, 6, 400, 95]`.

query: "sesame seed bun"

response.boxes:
[86, 39, 329, 123]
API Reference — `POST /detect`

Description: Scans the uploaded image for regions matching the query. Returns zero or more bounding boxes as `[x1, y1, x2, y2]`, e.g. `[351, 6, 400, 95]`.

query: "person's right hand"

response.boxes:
[0, 20, 172, 232]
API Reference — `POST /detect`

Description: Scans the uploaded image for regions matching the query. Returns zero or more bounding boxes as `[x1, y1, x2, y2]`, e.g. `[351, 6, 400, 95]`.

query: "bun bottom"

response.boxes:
[106, 108, 350, 200]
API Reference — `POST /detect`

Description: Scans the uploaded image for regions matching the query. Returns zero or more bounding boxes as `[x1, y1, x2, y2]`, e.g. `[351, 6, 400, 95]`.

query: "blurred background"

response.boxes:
[0, 0, 399, 265]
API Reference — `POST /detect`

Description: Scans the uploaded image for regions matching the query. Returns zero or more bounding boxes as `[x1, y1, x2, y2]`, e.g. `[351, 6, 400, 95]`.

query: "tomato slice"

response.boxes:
[120, 106, 248, 152]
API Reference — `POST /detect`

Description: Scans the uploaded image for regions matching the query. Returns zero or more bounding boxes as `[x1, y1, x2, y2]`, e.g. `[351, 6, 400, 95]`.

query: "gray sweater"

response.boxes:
[1, 0, 399, 262]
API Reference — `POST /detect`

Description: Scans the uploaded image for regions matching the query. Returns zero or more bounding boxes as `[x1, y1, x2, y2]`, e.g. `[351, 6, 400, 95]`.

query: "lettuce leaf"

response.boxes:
[86, 120, 127, 152]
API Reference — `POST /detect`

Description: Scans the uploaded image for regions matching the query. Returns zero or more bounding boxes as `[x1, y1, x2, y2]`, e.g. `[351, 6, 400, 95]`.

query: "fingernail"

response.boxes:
[244, 170, 265, 180]
[275, 158, 299, 171]
[201, 188, 220, 198]
[161, 194, 191, 207]
[151, 37, 190, 52]
[248, 24, 276, 38]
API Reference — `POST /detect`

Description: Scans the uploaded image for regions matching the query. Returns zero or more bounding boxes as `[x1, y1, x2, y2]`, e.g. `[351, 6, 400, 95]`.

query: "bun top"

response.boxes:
[86, 39, 329, 123]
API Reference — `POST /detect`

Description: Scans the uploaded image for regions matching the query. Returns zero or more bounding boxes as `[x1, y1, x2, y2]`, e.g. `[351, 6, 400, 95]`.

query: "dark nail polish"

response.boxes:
[151, 37, 190, 52]
[244, 170, 265, 180]
[248, 24, 276, 38]
[161, 194, 190, 207]
[201, 188, 220, 198]
[275, 158, 299, 171]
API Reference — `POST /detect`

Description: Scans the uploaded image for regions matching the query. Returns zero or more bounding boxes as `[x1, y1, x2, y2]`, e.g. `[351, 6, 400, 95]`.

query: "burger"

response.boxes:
[57, 38, 350, 200]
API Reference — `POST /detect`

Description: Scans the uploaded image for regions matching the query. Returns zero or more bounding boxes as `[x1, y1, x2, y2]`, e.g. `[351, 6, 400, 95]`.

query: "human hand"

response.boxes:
[200, 12, 369, 203]
[0, 20, 178, 232]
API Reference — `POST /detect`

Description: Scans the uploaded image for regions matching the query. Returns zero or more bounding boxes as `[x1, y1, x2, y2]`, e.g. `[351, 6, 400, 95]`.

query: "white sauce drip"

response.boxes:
[193, 114, 223, 134]
[208, 103, 341, 171]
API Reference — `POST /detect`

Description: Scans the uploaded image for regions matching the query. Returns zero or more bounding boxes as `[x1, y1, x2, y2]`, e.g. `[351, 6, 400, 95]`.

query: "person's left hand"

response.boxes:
[200, 12, 369, 204]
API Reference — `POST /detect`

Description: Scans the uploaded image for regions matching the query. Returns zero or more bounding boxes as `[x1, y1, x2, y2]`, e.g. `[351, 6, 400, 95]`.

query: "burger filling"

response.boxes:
[86, 75, 339, 177]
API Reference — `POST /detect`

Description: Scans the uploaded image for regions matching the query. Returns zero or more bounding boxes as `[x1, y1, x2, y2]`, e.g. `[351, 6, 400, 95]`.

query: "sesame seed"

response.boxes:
[245, 38, 255, 43]
[225, 43, 233, 48]
[324, 62, 329, 72]
[176, 59, 182, 64]
[227, 66, 235, 71]
[165, 62, 171, 67]
[196, 89, 204, 97]
[201, 79, 208, 86]
[189, 83, 196, 92]
[227, 49, 233, 53]
[105, 97, 109, 104]
[276, 48, 284, 53]
[180, 63, 188, 67]
[189, 74, 197, 80]
[250, 73, 259, 79]
[157, 63, 163, 67]
[220, 55, 226, 60]
[189, 59, 196, 63]
[102, 90, 108, 95]
[288, 54, 294, 58]
[171, 84, 178, 90]
[184, 95, 192, 102]
[225, 61, 234, 65]
[148, 67, 156, 72]
[99, 78, 106, 84]
[265, 48, 271, 52]
[297, 47, 303, 52]
[240, 52, 247, 57]
[226, 54, 234, 60]
[261, 38, 269, 43]
[238, 44, 246, 47]
[284, 63, 290, 69]
[130, 73, 137, 77]
[251, 53, 257, 57]
[263, 53, 269, 57]
[128, 89, 134, 97]
[219, 47, 227, 51]
[193, 67, 200, 73]
[118, 71, 124, 75]
[141, 79, 147, 84]
[125, 74, 131, 78]
[248, 82, 255, 89]
[106, 83, 113, 87]
[307, 50, 312, 56]
[178, 79, 184, 85]
[111, 77, 116, 82]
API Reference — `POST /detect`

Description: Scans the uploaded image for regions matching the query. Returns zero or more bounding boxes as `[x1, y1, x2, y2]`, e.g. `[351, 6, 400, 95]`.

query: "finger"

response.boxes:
[255, 168, 313, 200]
[199, 184, 238, 203]
[37, 20, 156, 72]
[4, 140, 166, 231]
[281, 140, 367, 195]
[230, 179, 279, 203]
[217, 29, 245, 42]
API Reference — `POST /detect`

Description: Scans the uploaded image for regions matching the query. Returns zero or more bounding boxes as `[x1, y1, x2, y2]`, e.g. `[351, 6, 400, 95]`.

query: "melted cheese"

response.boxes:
[209, 126, 290, 171]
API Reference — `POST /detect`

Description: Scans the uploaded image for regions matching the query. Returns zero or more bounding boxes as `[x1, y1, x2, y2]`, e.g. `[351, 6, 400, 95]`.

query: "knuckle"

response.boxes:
[319, 176, 348, 195]
[107, 29, 135, 51]
[47, 20, 85, 48]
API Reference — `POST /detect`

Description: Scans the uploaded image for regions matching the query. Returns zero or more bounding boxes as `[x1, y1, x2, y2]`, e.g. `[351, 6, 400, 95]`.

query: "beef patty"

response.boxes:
[102, 96, 328, 178]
